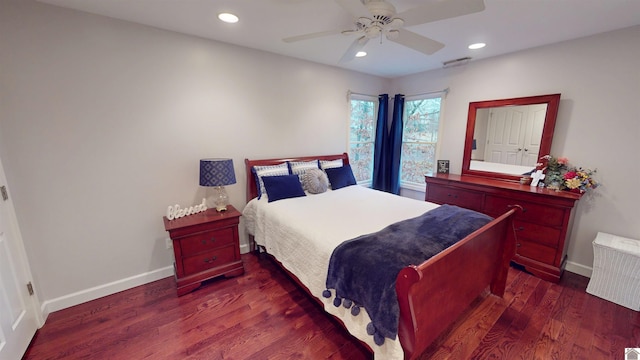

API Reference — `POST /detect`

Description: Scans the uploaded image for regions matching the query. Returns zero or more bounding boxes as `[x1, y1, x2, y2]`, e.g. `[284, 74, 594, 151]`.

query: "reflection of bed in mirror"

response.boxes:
[469, 160, 534, 176]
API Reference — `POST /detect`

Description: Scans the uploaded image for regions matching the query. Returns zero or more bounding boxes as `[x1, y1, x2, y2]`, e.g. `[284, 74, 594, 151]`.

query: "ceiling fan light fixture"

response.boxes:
[365, 25, 382, 38]
[218, 12, 239, 24]
[468, 42, 486, 50]
[386, 29, 399, 40]
[355, 51, 367, 57]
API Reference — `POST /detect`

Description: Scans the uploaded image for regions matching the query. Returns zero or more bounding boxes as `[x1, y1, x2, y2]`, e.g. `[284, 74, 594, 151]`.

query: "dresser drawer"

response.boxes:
[513, 220, 561, 247]
[180, 227, 235, 256]
[182, 246, 236, 275]
[484, 195, 564, 227]
[516, 239, 557, 265]
[427, 185, 483, 212]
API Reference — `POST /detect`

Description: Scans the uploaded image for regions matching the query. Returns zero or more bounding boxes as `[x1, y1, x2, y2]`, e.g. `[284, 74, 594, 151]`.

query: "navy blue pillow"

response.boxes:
[325, 165, 357, 190]
[262, 175, 306, 202]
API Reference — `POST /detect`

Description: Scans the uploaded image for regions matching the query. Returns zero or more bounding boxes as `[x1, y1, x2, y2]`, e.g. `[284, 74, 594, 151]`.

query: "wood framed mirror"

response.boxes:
[461, 93, 561, 182]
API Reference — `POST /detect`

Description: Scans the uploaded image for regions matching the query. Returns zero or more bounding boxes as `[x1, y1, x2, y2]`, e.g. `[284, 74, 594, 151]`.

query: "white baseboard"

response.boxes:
[565, 260, 593, 278]
[39, 244, 253, 321]
[40, 265, 174, 319]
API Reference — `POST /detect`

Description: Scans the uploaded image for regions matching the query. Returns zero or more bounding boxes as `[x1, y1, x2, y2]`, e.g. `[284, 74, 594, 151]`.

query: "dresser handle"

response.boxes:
[204, 256, 217, 263]
[516, 226, 525, 231]
[516, 243, 522, 247]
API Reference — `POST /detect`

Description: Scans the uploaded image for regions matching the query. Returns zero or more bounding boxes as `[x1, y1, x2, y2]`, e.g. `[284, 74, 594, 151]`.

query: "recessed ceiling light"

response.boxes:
[355, 51, 367, 57]
[468, 43, 486, 50]
[218, 13, 239, 24]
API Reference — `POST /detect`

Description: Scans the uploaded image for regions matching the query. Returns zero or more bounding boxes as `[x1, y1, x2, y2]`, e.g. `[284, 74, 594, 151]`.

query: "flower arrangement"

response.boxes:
[538, 155, 599, 193]
[563, 167, 599, 193]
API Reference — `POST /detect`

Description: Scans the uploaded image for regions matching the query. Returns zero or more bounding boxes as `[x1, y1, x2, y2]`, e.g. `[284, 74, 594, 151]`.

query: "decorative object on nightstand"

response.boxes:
[200, 158, 236, 212]
[163, 205, 243, 296]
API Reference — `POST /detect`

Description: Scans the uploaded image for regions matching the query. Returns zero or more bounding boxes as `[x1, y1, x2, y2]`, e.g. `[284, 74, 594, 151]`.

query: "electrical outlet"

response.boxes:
[165, 238, 173, 249]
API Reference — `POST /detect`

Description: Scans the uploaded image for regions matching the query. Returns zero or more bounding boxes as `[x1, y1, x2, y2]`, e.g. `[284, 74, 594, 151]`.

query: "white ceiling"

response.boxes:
[37, 0, 640, 78]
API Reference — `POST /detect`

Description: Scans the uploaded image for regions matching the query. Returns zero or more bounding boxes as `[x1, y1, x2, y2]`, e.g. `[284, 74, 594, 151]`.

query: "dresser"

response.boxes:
[163, 205, 244, 296]
[425, 174, 581, 282]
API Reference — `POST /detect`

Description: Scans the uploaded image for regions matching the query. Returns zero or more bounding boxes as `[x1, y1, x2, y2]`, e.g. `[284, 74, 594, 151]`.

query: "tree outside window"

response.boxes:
[400, 96, 443, 188]
[348, 97, 377, 185]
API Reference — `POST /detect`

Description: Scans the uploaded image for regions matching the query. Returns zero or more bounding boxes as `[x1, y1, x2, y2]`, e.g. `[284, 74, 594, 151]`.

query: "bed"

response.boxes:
[243, 153, 519, 359]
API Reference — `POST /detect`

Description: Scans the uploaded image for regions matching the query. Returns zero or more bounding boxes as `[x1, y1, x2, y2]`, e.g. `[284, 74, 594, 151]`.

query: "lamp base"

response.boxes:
[213, 186, 229, 212]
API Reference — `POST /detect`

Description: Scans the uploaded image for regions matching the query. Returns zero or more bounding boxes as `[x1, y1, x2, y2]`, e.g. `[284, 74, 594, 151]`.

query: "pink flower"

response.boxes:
[563, 171, 577, 180]
[557, 157, 569, 165]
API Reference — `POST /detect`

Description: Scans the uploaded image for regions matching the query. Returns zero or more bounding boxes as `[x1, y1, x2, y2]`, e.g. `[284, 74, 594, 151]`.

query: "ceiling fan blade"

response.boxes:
[339, 36, 369, 63]
[283, 29, 342, 43]
[334, 0, 370, 19]
[389, 29, 444, 55]
[398, 0, 485, 27]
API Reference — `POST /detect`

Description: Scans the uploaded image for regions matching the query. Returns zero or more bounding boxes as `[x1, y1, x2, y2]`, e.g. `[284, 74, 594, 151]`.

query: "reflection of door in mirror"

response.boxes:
[472, 104, 546, 169]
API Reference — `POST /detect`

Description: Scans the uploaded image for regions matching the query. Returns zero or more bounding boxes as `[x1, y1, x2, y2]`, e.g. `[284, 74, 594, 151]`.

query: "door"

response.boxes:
[485, 106, 527, 164]
[0, 158, 39, 360]
[520, 104, 547, 166]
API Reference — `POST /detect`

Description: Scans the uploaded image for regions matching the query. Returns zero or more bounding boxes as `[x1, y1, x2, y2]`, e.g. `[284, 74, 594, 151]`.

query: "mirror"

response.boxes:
[461, 94, 561, 181]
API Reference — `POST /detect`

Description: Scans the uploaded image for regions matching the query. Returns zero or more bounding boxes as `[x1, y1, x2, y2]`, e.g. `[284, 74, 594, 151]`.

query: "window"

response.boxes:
[348, 95, 377, 186]
[400, 95, 444, 189]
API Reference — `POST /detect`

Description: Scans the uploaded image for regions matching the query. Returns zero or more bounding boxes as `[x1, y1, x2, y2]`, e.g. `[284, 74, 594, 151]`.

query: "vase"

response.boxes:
[547, 181, 562, 191]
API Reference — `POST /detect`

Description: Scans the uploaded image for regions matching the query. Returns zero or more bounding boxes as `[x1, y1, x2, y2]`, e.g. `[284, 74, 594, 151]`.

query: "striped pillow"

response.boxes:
[252, 163, 290, 199]
[288, 160, 319, 175]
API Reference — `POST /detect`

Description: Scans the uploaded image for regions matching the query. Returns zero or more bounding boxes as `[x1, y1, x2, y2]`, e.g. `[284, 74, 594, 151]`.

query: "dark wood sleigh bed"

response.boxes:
[244, 153, 520, 359]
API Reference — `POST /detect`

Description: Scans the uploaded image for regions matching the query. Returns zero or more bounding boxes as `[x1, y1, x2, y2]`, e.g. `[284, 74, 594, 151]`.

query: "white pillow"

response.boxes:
[289, 160, 319, 175]
[302, 168, 329, 194]
[319, 159, 343, 170]
[252, 163, 290, 199]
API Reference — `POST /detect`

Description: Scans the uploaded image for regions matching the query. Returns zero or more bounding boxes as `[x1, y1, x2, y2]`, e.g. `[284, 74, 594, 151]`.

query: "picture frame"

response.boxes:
[437, 160, 450, 174]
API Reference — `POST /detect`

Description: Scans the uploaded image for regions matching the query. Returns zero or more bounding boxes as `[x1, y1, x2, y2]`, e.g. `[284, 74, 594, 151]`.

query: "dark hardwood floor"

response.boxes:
[23, 253, 639, 359]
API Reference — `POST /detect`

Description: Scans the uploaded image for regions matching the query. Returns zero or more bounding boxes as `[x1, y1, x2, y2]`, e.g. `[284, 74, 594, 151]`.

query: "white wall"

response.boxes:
[392, 25, 640, 276]
[0, 0, 388, 313]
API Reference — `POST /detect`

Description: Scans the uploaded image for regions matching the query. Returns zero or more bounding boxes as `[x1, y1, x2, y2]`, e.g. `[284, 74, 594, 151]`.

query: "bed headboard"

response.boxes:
[244, 153, 350, 203]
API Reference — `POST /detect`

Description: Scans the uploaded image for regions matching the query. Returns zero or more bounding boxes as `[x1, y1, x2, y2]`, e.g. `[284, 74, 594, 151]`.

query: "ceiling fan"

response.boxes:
[283, 0, 485, 62]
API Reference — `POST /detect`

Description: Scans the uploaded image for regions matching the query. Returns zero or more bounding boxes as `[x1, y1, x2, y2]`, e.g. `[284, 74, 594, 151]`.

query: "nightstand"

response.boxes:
[163, 205, 244, 296]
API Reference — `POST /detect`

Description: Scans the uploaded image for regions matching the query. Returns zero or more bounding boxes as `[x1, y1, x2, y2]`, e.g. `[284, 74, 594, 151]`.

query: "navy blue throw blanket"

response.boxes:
[323, 204, 493, 346]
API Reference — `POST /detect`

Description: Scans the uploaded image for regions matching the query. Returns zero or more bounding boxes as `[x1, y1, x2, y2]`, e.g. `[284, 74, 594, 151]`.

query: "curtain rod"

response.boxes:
[348, 88, 449, 101]
[405, 87, 450, 98]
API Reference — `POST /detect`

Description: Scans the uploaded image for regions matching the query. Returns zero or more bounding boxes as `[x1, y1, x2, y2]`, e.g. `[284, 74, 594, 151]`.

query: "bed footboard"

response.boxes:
[395, 206, 519, 359]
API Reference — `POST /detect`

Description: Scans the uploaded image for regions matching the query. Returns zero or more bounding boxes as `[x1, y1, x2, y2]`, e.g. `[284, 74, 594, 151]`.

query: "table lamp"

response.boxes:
[199, 158, 236, 212]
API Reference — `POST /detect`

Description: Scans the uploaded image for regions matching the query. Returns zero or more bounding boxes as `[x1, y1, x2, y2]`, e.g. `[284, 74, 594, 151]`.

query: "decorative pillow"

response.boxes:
[319, 159, 343, 170]
[262, 175, 306, 202]
[302, 168, 329, 194]
[288, 160, 320, 175]
[325, 165, 357, 190]
[252, 163, 290, 199]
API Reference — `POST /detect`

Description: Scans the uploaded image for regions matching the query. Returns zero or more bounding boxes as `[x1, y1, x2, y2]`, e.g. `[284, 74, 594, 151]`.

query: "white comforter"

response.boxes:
[242, 185, 439, 359]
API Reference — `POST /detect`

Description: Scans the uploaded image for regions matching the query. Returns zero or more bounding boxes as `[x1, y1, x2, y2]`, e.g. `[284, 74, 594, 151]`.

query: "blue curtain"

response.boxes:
[372, 94, 388, 191]
[389, 94, 405, 194]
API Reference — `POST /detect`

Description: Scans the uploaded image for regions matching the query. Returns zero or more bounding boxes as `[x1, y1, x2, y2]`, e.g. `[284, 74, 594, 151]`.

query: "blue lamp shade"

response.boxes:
[199, 159, 236, 187]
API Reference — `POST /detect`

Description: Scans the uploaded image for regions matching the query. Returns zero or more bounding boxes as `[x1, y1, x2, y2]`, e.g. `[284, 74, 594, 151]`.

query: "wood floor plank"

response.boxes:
[23, 253, 637, 360]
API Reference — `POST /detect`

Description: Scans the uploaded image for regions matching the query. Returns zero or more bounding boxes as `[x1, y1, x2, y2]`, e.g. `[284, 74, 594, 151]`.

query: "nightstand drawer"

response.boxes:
[182, 246, 236, 275]
[180, 228, 235, 255]
[427, 185, 483, 212]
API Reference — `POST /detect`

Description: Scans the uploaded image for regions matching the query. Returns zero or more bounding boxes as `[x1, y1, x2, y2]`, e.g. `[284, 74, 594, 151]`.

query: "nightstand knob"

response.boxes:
[204, 256, 217, 263]
[202, 237, 216, 245]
